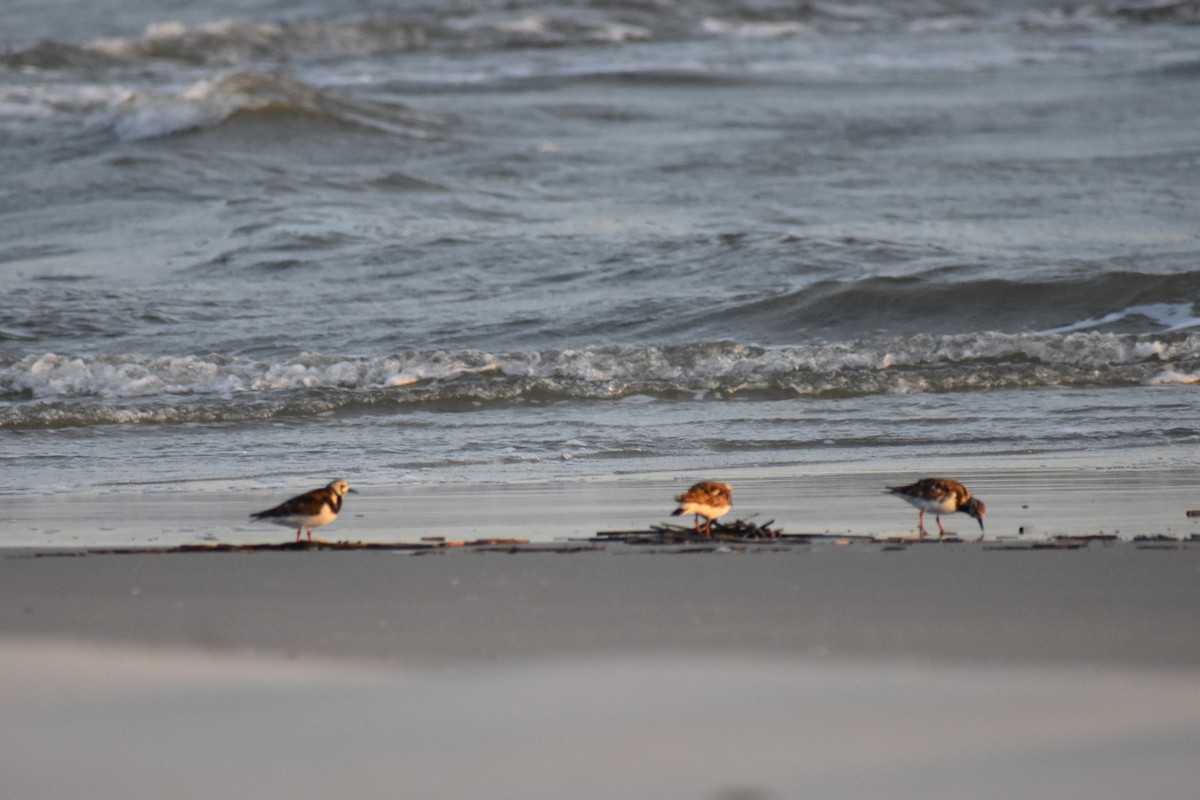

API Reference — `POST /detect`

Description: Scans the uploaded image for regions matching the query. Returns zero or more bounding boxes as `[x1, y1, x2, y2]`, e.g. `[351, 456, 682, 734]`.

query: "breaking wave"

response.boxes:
[5, 2, 1197, 72]
[693, 271, 1200, 341]
[89, 71, 451, 141]
[3, 333, 1198, 428]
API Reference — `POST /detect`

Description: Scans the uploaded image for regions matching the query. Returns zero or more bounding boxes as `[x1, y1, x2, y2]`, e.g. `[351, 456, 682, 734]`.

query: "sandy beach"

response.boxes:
[6, 0, 1200, 795]
[3, 540, 1199, 800]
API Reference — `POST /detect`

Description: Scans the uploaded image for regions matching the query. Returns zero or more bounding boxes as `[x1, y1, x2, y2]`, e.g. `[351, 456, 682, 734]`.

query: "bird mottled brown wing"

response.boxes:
[252, 479, 354, 520]
[674, 481, 733, 506]
[888, 477, 969, 505]
[251, 486, 341, 520]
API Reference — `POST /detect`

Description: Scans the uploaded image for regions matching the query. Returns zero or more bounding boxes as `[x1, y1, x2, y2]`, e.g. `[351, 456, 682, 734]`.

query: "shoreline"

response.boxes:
[8, 456, 1200, 549]
[5, 528, 1197, 557]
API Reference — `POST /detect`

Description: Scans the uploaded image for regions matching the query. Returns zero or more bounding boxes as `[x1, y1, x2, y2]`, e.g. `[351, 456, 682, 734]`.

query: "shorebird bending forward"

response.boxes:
[887, 477, 985, 537]
[671, 481, 733, 537]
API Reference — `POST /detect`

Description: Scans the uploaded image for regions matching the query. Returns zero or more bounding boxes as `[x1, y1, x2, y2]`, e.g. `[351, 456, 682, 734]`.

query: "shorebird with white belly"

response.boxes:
[671, 481, 733, 537]
[887, 477, 985, 538]
[250, 479, 357, 542]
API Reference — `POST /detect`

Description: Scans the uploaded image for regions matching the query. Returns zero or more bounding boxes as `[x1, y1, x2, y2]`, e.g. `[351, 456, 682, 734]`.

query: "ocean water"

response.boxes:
[3, 0, 1200, 545]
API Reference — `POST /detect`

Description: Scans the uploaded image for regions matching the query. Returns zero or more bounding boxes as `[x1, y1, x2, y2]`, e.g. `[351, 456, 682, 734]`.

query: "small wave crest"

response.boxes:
[700, 271, 1200, 341]
[85, 71, 449, 141]
[85, 18, 435, 66]
[4, 14, 649, 71]
[3, 334, 1197, 428]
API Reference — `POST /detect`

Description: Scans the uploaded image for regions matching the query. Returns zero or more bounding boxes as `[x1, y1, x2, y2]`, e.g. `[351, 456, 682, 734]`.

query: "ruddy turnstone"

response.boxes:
[887, 477, 985, 537]
[671, 481, 733, 537]
[250, 479, 357, 542]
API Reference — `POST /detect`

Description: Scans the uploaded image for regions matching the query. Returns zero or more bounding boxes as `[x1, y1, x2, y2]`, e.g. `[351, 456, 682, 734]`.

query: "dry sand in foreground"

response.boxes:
[2, 543, 1199, 800]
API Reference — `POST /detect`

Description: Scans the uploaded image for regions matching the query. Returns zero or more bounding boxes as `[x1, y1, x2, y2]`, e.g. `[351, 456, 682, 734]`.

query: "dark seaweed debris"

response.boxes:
[593, 518, 836, 545]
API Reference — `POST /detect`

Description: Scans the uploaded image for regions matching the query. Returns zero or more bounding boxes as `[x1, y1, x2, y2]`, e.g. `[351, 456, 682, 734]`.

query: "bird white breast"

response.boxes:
[263, 506, 339, 529]
[678, 500, 731, 520]
[896, 493, 958, 515]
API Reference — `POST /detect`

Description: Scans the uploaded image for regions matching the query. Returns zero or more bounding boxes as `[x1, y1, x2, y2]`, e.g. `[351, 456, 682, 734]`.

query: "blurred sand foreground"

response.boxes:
[2, 544, 1198, 799]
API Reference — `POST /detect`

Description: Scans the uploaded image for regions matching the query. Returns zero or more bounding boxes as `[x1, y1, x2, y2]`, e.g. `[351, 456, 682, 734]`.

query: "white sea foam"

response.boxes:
[701, 18, 815, 38]
[0, 83, 131, 137]
[4, 333, 1198, 415]
[104, 87, 227, 140]
[1041, 303, 1200, 335]
[441, 12, 651, 44]
[1146, 369, 1200, 385]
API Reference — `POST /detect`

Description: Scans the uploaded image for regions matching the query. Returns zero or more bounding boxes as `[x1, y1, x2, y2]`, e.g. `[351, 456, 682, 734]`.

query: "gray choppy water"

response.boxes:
[2, 1, 1200, 540]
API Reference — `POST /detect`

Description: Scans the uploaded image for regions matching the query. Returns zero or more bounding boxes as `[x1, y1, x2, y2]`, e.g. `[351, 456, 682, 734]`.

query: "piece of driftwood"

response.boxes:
[1052, 533, 1118, 543]
[983, 541, 1087, 551]
[42, 538, 535, 556]
[873, 535, 966, 545]
[467, 543, 607, 554]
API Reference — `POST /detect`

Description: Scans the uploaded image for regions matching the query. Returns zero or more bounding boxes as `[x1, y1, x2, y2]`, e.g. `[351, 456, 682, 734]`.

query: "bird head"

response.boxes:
[964, 497, 986, 530]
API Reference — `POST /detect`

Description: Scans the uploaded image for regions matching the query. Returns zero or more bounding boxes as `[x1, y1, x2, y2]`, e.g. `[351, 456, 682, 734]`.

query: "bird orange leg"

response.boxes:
[937, 516, 947, 536]
[917, 510, 928, 537]
[295, 528, 302, 542]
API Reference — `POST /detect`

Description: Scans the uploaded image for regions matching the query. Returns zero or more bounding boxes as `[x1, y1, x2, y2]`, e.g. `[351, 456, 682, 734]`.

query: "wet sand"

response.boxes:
[10, 461, 1200, 549]
[2, 542, 1200, 799]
